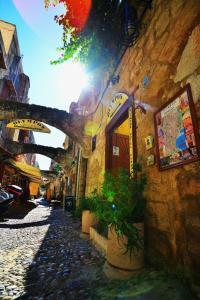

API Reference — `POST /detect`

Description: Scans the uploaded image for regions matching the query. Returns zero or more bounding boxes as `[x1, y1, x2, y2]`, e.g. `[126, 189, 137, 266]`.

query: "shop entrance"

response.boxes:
[106, 107, 130, 176]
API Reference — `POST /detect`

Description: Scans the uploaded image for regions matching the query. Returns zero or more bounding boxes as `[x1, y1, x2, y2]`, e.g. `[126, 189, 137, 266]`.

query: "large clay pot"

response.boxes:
[107, 223, 144, 271]
[82, 210, 98, 234]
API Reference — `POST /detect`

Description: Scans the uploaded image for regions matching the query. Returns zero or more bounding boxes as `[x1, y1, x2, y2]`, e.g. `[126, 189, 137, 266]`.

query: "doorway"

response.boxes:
[105, 105, 131, 176]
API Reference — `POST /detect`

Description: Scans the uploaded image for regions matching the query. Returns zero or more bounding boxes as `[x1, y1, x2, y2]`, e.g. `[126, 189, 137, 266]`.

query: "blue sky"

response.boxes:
[0, 0, 88, 169]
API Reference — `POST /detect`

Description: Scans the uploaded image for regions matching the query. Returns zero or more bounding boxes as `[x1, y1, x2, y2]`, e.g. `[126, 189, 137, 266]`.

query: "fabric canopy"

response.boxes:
[6, 159, 41, 182]
[29, 182, 39, 196]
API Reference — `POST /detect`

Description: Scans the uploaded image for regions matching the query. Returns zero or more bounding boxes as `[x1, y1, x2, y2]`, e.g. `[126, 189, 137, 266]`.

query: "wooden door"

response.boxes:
[110, 132, 130, 176]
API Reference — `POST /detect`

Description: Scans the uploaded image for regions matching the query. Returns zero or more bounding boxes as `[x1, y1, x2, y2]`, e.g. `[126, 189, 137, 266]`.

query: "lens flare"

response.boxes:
[12, 0, 65, 43]
[61, 0, 92, 32]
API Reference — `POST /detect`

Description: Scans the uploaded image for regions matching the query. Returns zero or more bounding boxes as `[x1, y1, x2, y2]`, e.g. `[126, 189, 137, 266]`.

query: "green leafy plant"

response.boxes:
[45, 0, 126, 71]
[73, 189, 101, 219]
[79, 189, 99, 212]
[96, 165, 147, 255]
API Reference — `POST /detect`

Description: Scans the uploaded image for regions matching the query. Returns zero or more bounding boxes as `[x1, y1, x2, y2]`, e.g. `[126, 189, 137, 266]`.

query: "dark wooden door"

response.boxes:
[110, 132, 130, 176]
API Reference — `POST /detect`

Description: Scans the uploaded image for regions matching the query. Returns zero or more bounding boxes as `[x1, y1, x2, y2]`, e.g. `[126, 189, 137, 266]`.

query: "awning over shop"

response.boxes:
[6, 159, 41, 182]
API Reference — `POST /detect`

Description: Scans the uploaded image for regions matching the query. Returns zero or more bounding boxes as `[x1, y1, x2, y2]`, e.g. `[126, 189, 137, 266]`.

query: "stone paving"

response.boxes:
[0, 204, 198, 300]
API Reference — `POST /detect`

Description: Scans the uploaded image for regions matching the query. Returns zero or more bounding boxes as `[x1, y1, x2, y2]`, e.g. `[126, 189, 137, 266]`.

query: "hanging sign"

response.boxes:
[6, 119, 51, 133]
[129, 105, 134, 177]
[107, 93, 129, 123]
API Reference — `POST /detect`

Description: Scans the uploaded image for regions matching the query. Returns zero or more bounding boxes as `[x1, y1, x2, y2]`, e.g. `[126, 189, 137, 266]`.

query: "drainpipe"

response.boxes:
[75, 148, 81, 205]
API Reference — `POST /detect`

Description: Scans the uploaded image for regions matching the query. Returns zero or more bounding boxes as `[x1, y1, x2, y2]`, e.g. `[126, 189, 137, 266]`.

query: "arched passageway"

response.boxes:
[0, 98, 91, 157]
[4, 140, 73, 168]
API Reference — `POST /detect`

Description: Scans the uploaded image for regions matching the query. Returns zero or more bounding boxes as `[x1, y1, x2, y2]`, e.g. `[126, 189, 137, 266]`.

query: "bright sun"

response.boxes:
[53, 61, 90, 106]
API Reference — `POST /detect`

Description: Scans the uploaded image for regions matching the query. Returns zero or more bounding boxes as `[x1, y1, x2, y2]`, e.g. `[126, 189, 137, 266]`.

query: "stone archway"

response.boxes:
[4, 140, 73, 169]
[0, 98, 91, 157]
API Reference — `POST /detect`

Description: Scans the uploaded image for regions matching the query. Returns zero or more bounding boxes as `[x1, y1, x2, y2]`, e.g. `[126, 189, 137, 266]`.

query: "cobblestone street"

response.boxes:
[0, 204, 198, 300]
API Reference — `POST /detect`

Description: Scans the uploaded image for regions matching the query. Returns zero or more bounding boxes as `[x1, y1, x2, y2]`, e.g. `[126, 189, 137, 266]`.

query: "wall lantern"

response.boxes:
[110, 74, 120, 85]
[124, 0, 152, 46]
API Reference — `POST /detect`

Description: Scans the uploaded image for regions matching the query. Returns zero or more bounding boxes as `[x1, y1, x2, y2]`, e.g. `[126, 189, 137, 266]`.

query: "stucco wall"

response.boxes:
[85, 0, 200, 284]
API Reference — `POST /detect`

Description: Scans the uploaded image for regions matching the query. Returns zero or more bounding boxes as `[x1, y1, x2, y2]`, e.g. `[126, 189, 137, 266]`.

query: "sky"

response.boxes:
[0, 0, 89, 169]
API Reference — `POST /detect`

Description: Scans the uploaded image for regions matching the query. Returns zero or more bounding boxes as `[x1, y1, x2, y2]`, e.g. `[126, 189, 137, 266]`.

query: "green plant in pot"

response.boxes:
[80, 191, 99, 234]
[96, 163, 147, 271]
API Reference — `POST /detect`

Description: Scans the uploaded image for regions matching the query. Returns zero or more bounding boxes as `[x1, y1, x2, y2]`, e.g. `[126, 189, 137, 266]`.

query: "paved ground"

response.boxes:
[0, 203, 198, 300]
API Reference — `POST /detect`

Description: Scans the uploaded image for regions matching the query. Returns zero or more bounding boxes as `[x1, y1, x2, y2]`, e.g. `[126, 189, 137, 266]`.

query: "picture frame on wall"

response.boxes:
[154, 84, 200, 171]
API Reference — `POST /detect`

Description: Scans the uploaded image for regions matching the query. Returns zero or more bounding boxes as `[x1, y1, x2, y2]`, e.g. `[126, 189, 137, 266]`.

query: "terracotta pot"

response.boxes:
[107, 223, 144, 270]
[81, 210, 98, 234]
[90, 226, 108, 256]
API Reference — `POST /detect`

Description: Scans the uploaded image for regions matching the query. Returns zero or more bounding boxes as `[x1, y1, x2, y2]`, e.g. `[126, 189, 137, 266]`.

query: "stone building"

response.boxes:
[0, 20, 37, 189]
[0, 20, 31, 147]
[69, 0, 200, 287]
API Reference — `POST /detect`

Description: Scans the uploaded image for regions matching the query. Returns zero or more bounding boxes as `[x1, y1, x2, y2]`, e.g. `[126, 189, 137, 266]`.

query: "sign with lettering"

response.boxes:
[113, 146, 119, 156]
[128, 106, 134, 177]
[6, 119, 51, 133]
[107, 93, 129, 123]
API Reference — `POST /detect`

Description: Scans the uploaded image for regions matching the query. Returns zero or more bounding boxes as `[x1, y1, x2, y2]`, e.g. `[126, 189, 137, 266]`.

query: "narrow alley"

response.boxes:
[0, 204, 197, 300]
[0, 2, 200, 300]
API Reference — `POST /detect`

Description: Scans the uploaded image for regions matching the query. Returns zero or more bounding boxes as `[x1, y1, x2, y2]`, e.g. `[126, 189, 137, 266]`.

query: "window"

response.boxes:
[92, 135, 97, 152]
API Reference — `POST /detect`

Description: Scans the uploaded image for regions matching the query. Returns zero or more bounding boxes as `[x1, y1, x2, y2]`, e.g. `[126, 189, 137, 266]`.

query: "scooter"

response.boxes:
[0, 184, 23, 216]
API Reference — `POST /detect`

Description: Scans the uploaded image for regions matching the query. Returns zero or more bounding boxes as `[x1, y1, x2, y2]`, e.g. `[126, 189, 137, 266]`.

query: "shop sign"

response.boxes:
[128, 106, 134, 177]
[107, 93, 129, 122]
[6, 119, 51, 133]
[113, 146, 119, 156]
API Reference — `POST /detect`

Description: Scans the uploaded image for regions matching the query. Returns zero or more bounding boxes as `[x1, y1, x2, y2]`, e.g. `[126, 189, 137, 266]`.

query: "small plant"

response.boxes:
[79, 189, 99, 212]
[73, 190, 101, 219]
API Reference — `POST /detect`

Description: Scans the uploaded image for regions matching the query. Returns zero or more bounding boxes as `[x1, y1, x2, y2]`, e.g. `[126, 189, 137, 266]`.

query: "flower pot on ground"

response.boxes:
[95, 165, 147, 272]
[89, 225, 108, 256]
[82, 210, 98, 234]
[79, 194, 98, 234]
[107, 223, 144, 270]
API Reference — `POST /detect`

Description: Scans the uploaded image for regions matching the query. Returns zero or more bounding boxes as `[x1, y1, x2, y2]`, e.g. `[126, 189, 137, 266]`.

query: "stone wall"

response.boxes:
[84, 0, 200, 285]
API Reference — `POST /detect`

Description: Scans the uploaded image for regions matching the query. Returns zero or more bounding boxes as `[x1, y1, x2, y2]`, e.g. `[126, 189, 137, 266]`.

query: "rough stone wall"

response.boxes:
[85, 0, 200, 284]
[85, 128, 106, 195]
[77, 157, 87, 203]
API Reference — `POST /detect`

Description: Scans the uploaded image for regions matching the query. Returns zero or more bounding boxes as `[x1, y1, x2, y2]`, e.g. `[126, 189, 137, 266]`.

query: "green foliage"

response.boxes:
[102, 168, 147, 222]
[79, 189, 100, 212]
[53, 164, 62, 174]
[72, 206, 82, 219]
[95, 166, 147, 254]
[51, 27, 95, 66]
[50, 0, 126, 71]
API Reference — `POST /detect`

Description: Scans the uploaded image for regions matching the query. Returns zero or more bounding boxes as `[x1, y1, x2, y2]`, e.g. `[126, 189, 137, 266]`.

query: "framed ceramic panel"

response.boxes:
[154, 84, 200, 171]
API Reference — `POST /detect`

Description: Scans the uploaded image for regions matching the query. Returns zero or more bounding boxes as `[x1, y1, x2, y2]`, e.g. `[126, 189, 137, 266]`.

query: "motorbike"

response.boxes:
[0, 184, 23, 216]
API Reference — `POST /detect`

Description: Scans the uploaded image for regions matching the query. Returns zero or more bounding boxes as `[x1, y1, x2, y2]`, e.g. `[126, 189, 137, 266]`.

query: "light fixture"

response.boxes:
[110, 74, 120, 85]
[124, 0, 152, 46]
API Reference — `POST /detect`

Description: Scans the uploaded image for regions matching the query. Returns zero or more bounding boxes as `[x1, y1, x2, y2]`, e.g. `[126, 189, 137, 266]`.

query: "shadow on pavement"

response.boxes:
[1, 206, 197, 300]
[0, 219, 50, 229]
[4, 199, 38, 220]
[14, 207, 106, 300]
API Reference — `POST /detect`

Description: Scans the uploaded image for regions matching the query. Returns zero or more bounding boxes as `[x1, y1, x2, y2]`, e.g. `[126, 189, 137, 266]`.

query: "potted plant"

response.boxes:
[96, 164, 147, 271]
[80, 192, 98, 234]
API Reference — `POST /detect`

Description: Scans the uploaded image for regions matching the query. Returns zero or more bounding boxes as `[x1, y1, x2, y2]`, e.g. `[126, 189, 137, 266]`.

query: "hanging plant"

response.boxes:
[45, 0, 92, 33]
[45, 0, 126, 71]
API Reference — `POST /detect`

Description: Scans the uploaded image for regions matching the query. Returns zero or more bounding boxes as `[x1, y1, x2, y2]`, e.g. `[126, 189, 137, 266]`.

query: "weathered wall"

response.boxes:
[84, 0, 200, 285]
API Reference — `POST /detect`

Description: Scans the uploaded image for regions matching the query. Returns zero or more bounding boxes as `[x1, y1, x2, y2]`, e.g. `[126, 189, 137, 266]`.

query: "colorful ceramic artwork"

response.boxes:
[145, 135, 154, 150]
[154, 85, 199, 170]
